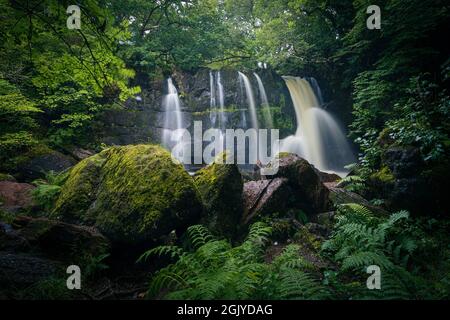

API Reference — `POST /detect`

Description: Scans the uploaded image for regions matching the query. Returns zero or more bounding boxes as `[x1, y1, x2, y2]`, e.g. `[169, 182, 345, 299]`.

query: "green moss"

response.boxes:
[52, 151, 107, 222]
[370, 166, 395, 183]
[53, 144, 202, 244]
[294, 226, 322, 252]
[194, 153, 243, 237]
[0, 173, 15, 181]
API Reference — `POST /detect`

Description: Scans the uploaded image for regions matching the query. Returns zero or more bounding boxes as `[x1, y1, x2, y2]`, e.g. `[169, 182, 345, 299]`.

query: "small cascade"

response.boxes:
[216, 71, 226, 129]
[209, 71, 217, 127]
[307, 77, 324, 106]
[254, 72, 273, 128]
[161, 77, 185, 150]
[209, 71, 227, 130]
[238, 72, 259, 130]
[279, 76, 355, 175]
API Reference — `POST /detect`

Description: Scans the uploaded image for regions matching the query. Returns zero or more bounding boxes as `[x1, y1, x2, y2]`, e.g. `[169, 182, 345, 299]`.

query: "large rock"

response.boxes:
[0, 181, 35, 213]
[324, 182, 388, 216]
[12, 216, 110, 261]
[52, 145, 203, 245]
[383, 146, 423, 178]
[14, 146, 76, 181]
[242, 178, 291, 224]
[270, 153, 330, 214]
[0, 252, 61, 287]
[194, 154, 243, 237]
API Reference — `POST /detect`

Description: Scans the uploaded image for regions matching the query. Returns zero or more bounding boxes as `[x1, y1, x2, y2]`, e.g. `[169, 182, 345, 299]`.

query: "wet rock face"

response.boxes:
[97, 68, 294, 146]
[53, 144, 203, 246]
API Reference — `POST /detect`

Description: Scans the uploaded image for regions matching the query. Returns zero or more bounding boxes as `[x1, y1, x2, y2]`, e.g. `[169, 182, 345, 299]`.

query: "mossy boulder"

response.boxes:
[53, 145, 203, 245]
[194, 154, 243, 237]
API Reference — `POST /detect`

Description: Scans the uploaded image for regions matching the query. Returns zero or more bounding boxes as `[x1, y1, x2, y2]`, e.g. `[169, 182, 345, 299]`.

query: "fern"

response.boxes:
[186, 225, 214, 249]
[143, 222, 328, 300]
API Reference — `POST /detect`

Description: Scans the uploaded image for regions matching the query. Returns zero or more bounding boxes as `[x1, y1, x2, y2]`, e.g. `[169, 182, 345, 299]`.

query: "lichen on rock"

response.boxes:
[53, 144, 203, 245]
[194, 152, 243, 237]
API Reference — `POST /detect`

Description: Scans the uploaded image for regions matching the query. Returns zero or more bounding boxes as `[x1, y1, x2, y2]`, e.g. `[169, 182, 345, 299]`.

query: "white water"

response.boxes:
[278, 76, 355, 175]
[209, 71, 217, 127]
[162, 77, 184, 150]
[254, 73, 273, 128]
[209, 71, 227, 130]
[217, 71, 226, 129]
[238, 72, 259, 130]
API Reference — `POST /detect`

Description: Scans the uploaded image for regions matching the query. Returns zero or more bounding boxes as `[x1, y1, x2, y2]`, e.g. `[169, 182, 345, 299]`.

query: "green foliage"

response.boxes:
[141, 222, 328, 299]
[32, 171, 69, 211]
[82, 253, 110, 279]
[17, 277, 74, 300]
[322, 203, 449, 299]
[337, 175, 366, 193]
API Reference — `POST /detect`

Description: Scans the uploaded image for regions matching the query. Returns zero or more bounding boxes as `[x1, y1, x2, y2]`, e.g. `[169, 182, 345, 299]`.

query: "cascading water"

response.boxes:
[209, 71, 227, 130]
[279, 76, 355, 175]
[162, 77, 185, 150]
[254, 73, 273, 128]
[209, 71, 218, 127]
[238, 75, 248, 128]
[238, 72, 259, 130]
[307, 77, 324, 106]
[216, 71, 226, 129]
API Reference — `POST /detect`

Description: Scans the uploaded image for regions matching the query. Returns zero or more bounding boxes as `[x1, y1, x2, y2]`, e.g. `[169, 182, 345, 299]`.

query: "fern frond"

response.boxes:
[187, 225, 214, 249]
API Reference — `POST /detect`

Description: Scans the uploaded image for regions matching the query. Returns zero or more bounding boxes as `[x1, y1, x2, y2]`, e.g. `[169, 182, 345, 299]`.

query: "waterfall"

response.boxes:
[307, 77, 324, 106]
[209, 71, 226, 130]
[279, 76, 355, 175]
[217, 71, 226, 129]
[209, 71, 217, 127]
[238, 72, 259, 130]
[162, 77, 184, 149]
[254, 72, 273, 128]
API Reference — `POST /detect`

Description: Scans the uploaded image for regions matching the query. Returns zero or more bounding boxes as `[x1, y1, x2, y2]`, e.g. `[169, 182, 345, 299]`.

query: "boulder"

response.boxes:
[271, 153, 330, 214]
[242, 177, 291, 224]
[194, 154, 243, 237]
[12, 146, 76, 181]
[69, 147, 95, 161]
[383, 146, 423, 178]
[52, 145, 203, 245]
[12, 216, 110, 261]
[0, 181, 35, 213]
[0, 252, 61, 287]
[324, 182, 388, 216]
[315, 169, 341, 183]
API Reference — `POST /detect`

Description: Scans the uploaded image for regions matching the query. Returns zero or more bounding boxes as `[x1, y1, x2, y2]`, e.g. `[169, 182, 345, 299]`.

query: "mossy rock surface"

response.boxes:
[194, 155, 243, 238]
[53, 144, 202, 245]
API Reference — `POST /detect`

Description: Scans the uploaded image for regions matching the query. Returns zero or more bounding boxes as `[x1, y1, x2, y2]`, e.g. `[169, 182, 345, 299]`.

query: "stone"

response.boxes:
[52, 144, 203, 245]
[271, 153, 330, 214]
[242, 177, 291, 224]
[194, 153, 243, 237]
[0, 181, 35, 213]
